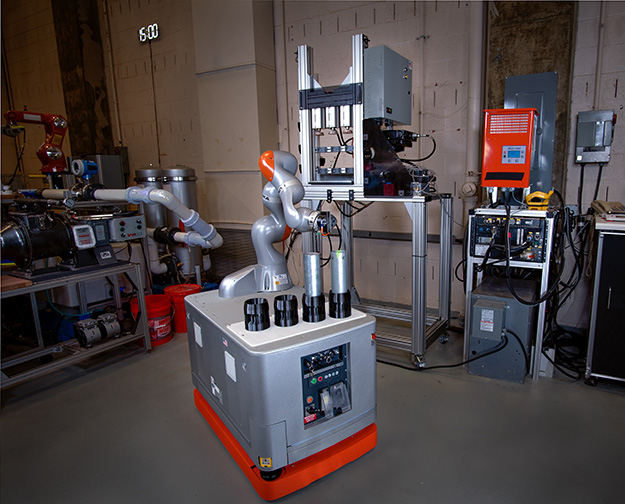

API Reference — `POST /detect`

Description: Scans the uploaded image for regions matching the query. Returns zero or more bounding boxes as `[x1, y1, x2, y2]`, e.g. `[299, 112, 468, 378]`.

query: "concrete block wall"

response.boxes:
[560, 1, 625, 328]
[102, 0, 203, 175]
[1, 0, 70, 186]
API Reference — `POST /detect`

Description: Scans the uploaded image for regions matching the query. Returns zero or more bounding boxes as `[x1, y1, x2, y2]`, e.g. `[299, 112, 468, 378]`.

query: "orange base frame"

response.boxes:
[193, 388, 377, 501]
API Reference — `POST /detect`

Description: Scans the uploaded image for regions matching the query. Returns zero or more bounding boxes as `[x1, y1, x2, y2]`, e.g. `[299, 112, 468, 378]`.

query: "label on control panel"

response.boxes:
[480, 308, 495, 332]
[224, 351, 236, 382]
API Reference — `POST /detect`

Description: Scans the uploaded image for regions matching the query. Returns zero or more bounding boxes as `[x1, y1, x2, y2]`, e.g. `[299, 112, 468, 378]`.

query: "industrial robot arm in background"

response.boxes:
[219, 150, 331, 298]
[3, 110, 68, 173]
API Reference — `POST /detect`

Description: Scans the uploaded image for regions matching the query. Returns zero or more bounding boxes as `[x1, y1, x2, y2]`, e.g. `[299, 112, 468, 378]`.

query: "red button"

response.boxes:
[306, 396, 313, 404]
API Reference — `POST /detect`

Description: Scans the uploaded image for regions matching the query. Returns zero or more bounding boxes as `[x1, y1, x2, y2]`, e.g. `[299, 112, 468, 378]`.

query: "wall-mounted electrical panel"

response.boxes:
[575, 110, 616, 164]
[364, 45, 412, 125]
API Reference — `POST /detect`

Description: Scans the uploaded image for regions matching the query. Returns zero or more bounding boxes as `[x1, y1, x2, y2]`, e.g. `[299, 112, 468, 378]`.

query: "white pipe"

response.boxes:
[593, 1, 607, 109]
[147, 236, 168, 275]
[463, 0, 485, 225]
[202, 253, 211, 272]
[92, 188, 127, 201]
[93, 186, 223, 249]
[41, 189, 69, 200]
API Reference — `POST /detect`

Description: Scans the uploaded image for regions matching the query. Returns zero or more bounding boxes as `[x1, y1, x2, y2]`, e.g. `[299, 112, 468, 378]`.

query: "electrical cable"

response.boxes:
[7, 129, 27, 186]
[45, 290, 92, 318]
[505, 328, 530, 373]
[593, 162, 604, 201]
[400, 134, 437, 163]
[415, 335, 509, 371]
[503, 203, 565, 306]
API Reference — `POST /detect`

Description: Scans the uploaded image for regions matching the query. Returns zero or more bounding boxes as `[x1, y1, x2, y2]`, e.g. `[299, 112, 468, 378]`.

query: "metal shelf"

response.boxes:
[1, 262, 151, 389]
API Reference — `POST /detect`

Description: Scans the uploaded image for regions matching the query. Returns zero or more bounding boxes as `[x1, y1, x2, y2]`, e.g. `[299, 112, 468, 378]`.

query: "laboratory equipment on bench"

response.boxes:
[185, 150, 377, 501]
[297, 34, 453, 368]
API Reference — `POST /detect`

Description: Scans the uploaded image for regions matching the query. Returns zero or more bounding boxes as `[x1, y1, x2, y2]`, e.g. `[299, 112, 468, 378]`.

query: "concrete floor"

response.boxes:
[2, 330, 625, 504]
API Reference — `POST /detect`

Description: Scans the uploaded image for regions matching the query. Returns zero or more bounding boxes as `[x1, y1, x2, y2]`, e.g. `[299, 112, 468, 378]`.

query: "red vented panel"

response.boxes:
[482, 108, 538, 189]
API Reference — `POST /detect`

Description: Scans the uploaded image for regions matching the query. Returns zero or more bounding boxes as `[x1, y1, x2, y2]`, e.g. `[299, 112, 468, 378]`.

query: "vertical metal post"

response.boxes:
[110, 274, 123, 319]
[77, 281, 88, 315]
[351, 34, 365, 191]
[298, 44, 314, 187]
[132, 263, 151, 351]
[531, 215, 554, 379]
[407, 198, 427, 360]
[438, 194, 453, 323]
[340, 202, 360, 303]
[30, 292, 44, 349]
[464, 213, 475, 361]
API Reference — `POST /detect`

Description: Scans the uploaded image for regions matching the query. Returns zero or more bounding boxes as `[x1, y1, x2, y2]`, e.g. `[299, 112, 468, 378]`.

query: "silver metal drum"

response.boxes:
[161, 166, 202, 280]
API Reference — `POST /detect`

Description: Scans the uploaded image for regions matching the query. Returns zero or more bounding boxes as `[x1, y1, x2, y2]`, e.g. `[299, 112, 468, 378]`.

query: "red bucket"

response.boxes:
[164, 284, 202, 333]
[131, 294, 172, 346]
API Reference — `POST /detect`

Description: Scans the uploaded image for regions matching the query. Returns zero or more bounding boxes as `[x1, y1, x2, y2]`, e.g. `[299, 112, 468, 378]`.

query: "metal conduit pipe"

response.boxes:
[462, 0, 485, 226]
[593, 1, 607, 109]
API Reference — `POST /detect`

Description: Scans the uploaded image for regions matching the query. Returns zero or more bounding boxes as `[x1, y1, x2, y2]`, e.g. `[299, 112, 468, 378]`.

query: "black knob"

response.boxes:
[244, 298, 270, 331]
[329, 290, 351, 319]
[303, 293, 325, 323]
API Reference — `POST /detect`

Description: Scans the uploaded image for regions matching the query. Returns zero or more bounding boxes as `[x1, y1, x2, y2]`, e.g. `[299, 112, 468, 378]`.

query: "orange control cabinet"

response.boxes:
[481, 108, 538, 189]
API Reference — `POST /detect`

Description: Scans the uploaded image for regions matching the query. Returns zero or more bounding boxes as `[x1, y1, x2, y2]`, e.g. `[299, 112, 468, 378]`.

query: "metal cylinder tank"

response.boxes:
[161, 166, 203, 280]
[134, 168, 166, 229]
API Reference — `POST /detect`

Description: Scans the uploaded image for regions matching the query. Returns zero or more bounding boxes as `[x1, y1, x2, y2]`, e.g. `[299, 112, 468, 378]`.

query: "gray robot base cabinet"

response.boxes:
[185, 286, 377, 478]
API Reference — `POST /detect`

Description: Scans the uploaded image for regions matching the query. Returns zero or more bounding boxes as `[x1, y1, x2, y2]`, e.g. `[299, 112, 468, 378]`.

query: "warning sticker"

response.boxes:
[259, 457, 272, 468]
[480, 308, 495, 332]
[273, 273, 289, 286]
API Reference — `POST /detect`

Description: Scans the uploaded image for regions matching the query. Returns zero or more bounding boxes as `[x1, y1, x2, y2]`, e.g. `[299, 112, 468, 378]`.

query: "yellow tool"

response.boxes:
[525, 190, 553, 210]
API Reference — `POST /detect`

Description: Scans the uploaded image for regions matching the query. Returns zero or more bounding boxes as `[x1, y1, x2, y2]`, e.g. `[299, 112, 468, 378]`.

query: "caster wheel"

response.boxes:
[260, 468, 283, 481]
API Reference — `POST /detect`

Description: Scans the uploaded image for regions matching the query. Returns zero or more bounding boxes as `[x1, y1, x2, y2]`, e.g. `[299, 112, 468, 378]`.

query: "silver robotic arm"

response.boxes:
[219, 150, 328, 298]
[258, 150, 321, 232]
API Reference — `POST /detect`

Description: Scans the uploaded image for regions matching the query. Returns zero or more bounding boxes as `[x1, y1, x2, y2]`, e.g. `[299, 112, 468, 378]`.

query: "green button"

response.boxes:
[311, 377, 317, 385]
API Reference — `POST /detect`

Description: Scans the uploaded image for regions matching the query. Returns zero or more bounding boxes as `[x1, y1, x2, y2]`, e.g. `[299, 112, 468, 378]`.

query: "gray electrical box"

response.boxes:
[575, 110, 615, 164]
[469, 277, 537, 383]
[364, 45, 412, 125]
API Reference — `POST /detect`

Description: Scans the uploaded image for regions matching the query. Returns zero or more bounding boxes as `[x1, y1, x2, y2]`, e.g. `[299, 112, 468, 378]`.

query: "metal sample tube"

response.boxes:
[303, 252, 325, 322]
[330, 250, 351, 318]
[304, 252, 323, 297]
[331, 250, 349, 294]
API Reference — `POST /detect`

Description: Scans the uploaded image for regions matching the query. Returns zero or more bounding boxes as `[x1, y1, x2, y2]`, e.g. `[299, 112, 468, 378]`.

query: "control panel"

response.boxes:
[470, 214, 548, 263]
[108, 215, 146, 241]
[301, 344, 351, 426]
